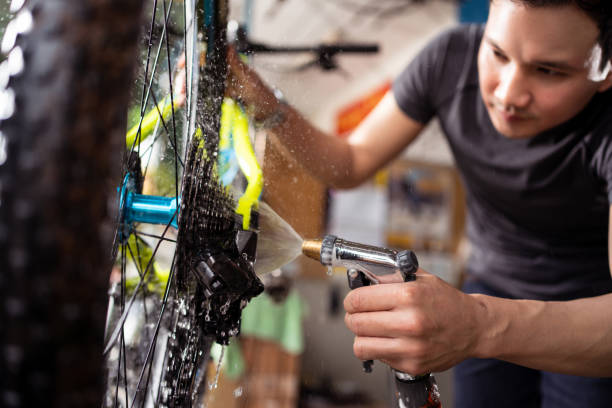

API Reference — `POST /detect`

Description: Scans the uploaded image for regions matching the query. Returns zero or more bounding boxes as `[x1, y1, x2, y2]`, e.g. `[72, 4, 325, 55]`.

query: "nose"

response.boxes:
[494, 64, 531, 110]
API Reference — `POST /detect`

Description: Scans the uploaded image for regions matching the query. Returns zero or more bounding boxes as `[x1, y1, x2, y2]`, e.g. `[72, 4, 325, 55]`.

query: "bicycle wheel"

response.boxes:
[1, 0, 263, 407]
[108, 1, 265, 405]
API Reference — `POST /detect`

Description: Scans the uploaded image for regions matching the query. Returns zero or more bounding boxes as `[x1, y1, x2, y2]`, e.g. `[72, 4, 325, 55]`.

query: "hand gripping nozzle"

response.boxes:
[302, 235, 442, 408]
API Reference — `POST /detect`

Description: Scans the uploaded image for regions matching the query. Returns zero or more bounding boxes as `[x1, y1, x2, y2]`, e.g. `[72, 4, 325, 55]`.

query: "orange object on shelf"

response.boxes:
[335, 81, 391, 137]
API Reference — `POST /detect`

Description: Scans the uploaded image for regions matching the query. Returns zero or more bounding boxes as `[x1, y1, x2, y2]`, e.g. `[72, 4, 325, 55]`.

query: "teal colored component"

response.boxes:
[218, 146, 240, 187]
[125, 193, 180, 229]
[204, 0, 214, 27]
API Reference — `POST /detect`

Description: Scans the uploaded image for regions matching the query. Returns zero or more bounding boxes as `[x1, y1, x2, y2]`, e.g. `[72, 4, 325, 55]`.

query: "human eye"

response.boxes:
[536, 66, 566, 77]
[491, 48, 508, 61]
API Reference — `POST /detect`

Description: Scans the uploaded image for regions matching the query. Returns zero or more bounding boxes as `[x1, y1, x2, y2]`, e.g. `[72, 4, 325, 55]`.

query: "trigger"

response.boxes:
[347, 268, 369, 289]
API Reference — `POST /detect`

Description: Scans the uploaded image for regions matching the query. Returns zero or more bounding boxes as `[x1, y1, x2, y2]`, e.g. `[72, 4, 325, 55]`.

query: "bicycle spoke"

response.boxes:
[133, 229, 177, 243]
[147, 90, 185, 169]
[161, 0, 181, 202]
[182, 0, 193, 142]
[126, 239, 145, 280]
[132, 251, 178, 407]
[112, 245, 128, 408]
[128, 0, 173, 158]
[121, 333, 129, 408]
[121, 245, 129, 408]
[138, 0, 160, 122]
[104, 211, 178, 356]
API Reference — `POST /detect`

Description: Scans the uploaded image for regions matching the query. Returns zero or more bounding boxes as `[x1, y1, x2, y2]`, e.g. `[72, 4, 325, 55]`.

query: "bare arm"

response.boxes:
[472, 287, 612, 376]
[471, 204, 612, 376]
[227, 51, 425, 188]
[343, 205, 612, 377]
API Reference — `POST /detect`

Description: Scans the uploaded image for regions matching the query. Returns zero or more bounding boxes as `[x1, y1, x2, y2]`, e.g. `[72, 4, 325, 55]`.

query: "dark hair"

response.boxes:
[491, 0, 612, 70]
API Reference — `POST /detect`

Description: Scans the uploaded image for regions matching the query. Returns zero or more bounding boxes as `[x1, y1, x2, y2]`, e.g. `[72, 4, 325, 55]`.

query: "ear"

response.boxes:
[597, 60, 612, 92]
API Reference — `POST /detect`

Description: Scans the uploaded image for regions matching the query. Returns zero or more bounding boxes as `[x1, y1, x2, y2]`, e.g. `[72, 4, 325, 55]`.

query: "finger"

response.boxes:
[344, 311, 424, 338]
[414, 268, 437, 279]
[380, 357, 430, 377]
[344, 283, 409, 313]
[353, 336, 431, 375]
[352, 336, 411, 362]
[376, 270, 408, 284]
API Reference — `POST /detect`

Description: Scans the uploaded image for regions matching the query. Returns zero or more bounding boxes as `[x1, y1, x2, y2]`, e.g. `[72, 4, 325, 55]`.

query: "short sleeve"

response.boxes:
[391, 28, 454, 124]
[588, 116, 612, 203]
[598, 139, 612, 204]
[392, 25, 480, 125]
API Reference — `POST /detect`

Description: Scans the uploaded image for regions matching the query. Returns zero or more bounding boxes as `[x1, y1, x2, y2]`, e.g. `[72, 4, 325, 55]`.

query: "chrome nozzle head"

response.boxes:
[302, 239, 322, 262]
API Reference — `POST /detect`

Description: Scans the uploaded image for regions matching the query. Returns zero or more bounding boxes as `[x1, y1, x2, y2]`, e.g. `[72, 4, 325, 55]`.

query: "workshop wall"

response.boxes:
[230, 0, 463, 406]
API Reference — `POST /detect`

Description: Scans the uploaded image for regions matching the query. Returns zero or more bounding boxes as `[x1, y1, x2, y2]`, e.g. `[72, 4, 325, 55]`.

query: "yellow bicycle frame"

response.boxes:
[219, 98, 263, 230]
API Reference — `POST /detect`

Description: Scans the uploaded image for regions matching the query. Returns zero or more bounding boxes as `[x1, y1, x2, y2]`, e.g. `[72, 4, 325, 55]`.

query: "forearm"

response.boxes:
[262, 102, 366, 188]
[474, 292, 612, 376]
[229, 51, 424, 187]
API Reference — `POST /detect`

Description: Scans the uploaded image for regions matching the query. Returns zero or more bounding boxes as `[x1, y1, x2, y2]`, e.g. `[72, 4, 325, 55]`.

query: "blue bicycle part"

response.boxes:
[119, 174, 180, 231]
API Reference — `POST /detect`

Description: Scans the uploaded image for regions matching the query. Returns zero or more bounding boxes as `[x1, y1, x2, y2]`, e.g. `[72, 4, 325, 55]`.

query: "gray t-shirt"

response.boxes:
[392, 24, 612, 300]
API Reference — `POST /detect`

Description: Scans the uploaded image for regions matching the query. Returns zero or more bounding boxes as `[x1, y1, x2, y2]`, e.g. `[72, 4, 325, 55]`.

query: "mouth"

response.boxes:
[498, 109, 523, 122]
[489, 102, 532, 122]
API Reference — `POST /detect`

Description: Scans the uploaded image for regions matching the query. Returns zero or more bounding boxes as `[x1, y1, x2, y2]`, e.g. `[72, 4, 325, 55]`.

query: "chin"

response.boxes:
[489, 111, 539, 139]
[495, 125, 536, 139]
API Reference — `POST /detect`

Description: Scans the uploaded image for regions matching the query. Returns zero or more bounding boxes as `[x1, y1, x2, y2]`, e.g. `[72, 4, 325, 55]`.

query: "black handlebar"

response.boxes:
[229, 23, 379, 71]
[238, 42, 379, 55]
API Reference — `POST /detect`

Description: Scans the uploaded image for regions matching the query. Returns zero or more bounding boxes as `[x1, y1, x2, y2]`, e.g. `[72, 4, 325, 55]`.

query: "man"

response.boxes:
[228, 1, 612, 406]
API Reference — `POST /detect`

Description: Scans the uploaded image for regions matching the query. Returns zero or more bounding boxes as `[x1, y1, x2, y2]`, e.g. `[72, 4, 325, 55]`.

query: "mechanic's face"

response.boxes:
[478, 1, 612, 138]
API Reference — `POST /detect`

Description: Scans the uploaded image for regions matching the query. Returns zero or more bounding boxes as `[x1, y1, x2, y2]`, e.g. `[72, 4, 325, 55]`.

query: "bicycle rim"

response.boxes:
[103, 0, 247, 407]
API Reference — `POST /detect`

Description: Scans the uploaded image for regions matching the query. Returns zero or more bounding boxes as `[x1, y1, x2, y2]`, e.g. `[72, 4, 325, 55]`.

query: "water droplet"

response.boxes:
[7, 47, 24, 75]
[10, 0, 26, 13]
[209, 346, 225, 390]
[0, 89, 15, 120]
[2, 10, 33, 54]
[0, 131, 7, 166]
[327, 266, 333, 276]
[0, 61, 10, 89]
[233, 387, 243, 398]
[220, 299, 231, 315]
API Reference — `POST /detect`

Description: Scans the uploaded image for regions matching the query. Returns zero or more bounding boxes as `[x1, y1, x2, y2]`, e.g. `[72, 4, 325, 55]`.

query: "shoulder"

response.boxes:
[429, 23, 484, 59]
[399, 23, 483, 70]
[583, 91, 612, 179]
[585, 91, 612, 140]
[392, 24, 484, 123]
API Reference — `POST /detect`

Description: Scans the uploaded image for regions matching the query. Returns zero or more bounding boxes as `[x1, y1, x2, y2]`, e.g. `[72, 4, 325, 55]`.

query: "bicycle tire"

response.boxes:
[0, 0, 145, 406]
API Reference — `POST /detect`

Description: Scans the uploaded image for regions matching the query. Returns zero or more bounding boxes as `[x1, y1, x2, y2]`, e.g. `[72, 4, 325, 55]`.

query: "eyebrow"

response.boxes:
[484, 36, 581, 72]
